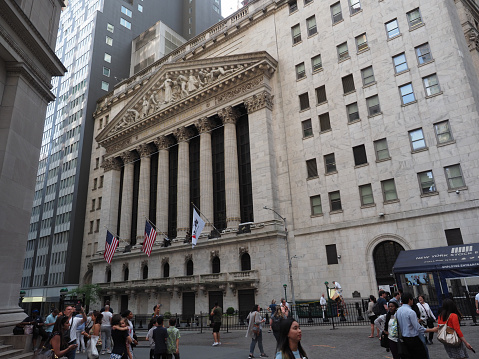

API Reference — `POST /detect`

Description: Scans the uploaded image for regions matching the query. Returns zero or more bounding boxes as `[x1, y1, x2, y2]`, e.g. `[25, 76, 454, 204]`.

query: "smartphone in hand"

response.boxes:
[471, 347, 475, 354]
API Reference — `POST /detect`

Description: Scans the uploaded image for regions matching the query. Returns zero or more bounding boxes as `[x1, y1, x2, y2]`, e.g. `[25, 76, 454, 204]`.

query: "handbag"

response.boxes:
[96, 337, 103, 349]
[396, 317, 410, 357]
[437, 314, 461, 347]
[380, 332, 389, 349]
[33, 347, 54, 359]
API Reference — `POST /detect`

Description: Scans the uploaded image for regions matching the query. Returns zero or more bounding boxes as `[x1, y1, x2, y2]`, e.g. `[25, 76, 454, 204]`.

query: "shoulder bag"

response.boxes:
[437, 314, 461, 347]
[396, 317, 410, 357]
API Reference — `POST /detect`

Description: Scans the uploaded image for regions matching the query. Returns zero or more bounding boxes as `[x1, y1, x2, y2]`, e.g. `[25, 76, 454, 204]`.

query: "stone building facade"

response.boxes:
[82, 0, 479, 316]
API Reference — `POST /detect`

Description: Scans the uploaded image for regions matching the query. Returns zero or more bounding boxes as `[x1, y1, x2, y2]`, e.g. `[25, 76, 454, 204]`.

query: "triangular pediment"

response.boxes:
[97, 51, 277, 145]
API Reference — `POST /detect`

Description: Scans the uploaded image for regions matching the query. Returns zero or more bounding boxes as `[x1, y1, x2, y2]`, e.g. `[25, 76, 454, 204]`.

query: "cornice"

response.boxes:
[5, 62, 56, 101]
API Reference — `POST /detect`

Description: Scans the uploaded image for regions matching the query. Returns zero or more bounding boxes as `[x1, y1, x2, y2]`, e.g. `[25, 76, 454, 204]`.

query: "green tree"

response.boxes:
[67, 284, 102, 306]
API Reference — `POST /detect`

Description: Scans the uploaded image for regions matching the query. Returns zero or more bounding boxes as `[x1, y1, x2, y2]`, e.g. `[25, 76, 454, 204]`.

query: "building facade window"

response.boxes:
[299, 93, 310, 110]
[385, 19, 400, 38]
[107, 23, 114, 33]
[444, 164, 466, 189]
[324, 153, 336, 173]
[381, 179, 398, 202]
[366, 95, 381, 116]
[393, 53, 408, 73]
[418, 170, 437, 194]
[304, 0, 313, 5]
[121, 5, 132, 17]
[212, 256, 220, 273]
[407, 8, 423, 29]
[342, 74, 355, 94]
[186, 260, 194, 276]
[409, 128, 426, 151]
[306, 159, 318, 178]
[307, 16, 317, 36]
[415, 43, 432, 64]
[353, 144, 367, 166]
[445, 228, 463, 246]
[120, 18, 131, 29]
[101, 81, 109, 91]
[423, 74, 441, 96]
[289, 0, 298, 13]
[337, 42, 349, 61]
[241, 253, 251, 271]
[103, 67, 110, 77]
[138, 4, 143, 12]
[329, 191, 342, 211]
[310, 195, 322, 215]
[104, 53, 111, 63]
[315, 85, 327, 104]
[302, 119, 313, 137]
[311, 54, 322, 72]
[106, 36, 113, 46]
[296, 62, 306, 80]
[356, 33, 368, 52]
[374, 138, 390, 161]
[399, 83, 415, 105]
[319, 112, 331, 132]
[434, 120, 453, 144]
[347, 102, 359, 122]
[331, 2, 343, 24]
[163, 262, 170, 278]
[349, 0, 361, 15]
[291, 24, 301, 45]
[361, 66, 375, 86]
[326, 244, 339, 265]
[359, 184, 374, 206]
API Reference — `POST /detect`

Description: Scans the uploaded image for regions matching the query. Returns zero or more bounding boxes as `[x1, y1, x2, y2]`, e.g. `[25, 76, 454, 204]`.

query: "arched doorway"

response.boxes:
[373, 241, 404, 286]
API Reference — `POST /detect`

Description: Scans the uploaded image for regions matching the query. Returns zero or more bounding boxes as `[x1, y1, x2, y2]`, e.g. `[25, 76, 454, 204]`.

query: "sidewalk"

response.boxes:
[75, 323, 479, 359]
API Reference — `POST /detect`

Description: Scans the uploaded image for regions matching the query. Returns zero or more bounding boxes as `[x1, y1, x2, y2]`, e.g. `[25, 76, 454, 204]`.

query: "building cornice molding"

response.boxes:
[5, 62, 55, 101]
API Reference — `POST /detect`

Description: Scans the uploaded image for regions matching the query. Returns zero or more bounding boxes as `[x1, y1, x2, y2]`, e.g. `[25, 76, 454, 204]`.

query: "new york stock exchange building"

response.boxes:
[81, 0, 479, 316]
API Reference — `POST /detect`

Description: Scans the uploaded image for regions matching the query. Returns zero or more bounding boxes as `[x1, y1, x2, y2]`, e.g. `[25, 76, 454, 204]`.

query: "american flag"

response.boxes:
[142, 220, 157, 257]
[104, 230, 119, 263]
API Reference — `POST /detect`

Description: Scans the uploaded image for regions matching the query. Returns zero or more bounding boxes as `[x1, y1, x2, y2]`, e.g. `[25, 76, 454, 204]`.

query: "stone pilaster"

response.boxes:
[195, 117, 214, 229]
[136, 144, 154, 241]
[218, 106, 241, 229]
[153, 136, 173, 236]
[173, 127, 192, 239]
[119, 151, 135, 243]
[99, 157, 122, 252]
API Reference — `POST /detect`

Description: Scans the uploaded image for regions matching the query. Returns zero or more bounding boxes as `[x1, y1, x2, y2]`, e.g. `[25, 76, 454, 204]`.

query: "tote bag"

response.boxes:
[437, 314, 461, 347]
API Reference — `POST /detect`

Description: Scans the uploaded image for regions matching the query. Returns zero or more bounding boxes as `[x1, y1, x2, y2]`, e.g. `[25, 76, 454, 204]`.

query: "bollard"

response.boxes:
[308, 306, 314, 323]
[355, 302, 364, 321]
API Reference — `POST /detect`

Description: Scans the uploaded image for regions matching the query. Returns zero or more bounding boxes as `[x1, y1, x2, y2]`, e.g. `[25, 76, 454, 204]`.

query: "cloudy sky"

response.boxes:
[221, 0, 241, 17]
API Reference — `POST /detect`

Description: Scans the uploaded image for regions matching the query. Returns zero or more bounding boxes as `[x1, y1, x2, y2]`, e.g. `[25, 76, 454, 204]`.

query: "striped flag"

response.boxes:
[191, 208, 205, 249]
[104, 230, 119, 263]
[142, 220, 157, 257]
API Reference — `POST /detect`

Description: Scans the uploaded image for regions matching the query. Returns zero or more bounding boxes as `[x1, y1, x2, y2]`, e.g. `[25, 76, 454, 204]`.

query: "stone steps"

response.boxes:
[0, 348, 30, 358]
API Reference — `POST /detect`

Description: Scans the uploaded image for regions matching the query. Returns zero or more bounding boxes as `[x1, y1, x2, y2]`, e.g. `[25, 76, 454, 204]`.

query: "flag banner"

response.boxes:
[104, 230, 119, 263]
[142, 220, 157, 257]
[191, 208, 205, 249]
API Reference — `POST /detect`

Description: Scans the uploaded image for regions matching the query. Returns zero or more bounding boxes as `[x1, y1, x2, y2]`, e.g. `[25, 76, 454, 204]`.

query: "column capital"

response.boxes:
[136, 143, 154, 157]
[154, 135, 174, 150]
[120, 150, 137, 164]
[195, 117, 214, 134]
[218, 106, 240, 125]
[244, 91, 274, 114]
[101, 157, 122, 172]
[173, 126, 193, 142]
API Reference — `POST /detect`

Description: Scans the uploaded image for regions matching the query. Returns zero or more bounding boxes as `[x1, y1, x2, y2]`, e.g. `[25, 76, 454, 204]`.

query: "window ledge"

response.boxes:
[354, 163, 369, 169]
[357, 47, 370, 55]
[401, 100, 418, 107]
[338, 56, 351, 63]
[88, 231, 93, 235]
[411, 147, 428, 154]
[387, 34, 402, 42]
[302, 135, 314, 140]
[368, 112, 383, 119]
[310, 213, 324, 218]
[437, 140, 455, 147]
[308, 32, 318, 39]
[395, 69, 410, 76]
[304, 1, 314, 7]
[363, 81, 377, 89]
[418, 59, 435, 68]
[333, 19, 344, 26]
[384, 199, 400, 204]
[92, 188, 97, 191]
[292, 40, 303, 47]
[289, 9, 299, 16]
[425, 91, 443, 99]
[420, 192, 439, 198]
[376, 157, 391, 163]
[296, 76, 306, 82]
[325, 170, 338, 176]
[343, 90, 356, 96]
[348, 119, 361, 125]
[312, 68, 324, 74]
[307, 175, 319, 181]
[350, 9, 363, 17]
[90, 209, 95, 212]
[448, 187, 467, 193]
[320, 128, 332, 134]
[409, 23, 425, 31]
[360, 203, 376, 209]
[330, 209, 343, 214]
[94, 230, 99, 233]
[316, 100, 328, 106]
[299, 107, 311, 113]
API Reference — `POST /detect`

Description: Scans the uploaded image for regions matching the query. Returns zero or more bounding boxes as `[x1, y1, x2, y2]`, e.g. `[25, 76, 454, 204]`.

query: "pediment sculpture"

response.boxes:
[111, 64, 244, 134]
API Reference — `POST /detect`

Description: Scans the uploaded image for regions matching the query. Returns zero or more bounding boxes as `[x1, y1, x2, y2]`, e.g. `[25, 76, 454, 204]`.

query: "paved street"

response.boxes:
[74, 323, 479, 359]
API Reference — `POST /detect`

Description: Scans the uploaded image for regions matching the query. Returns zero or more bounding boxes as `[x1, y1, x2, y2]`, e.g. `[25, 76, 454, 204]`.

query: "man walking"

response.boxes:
[377, 290, 388, 315]
[100, 304, 112, 355]
[396, 292, 428, 359]
[152, 316, 168, 359]
[210, 302, 222, 346]
[45, 309, 59, 338]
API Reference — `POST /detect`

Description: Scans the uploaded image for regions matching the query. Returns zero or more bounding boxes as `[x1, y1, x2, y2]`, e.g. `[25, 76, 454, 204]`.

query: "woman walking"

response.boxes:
[83, 311, 102, 359]
[246, 304, 268, 358]
[50, 315, 78, 357]
[270, 306, 285, 346]
[367, 295, 380, 338]
[374, 301, 400, 359]
[417, 295, 436, 344]
[436, 298, 473, 358]
[275, 318, 308, 359]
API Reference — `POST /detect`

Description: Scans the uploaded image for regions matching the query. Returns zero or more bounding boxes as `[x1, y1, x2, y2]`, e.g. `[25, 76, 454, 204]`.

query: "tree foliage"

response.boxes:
[67, 284, 102, 306]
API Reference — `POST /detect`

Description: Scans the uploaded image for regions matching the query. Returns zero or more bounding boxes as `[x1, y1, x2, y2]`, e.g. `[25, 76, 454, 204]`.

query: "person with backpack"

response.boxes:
[270, 306, 285, 347]
[367, 295, 380, 338]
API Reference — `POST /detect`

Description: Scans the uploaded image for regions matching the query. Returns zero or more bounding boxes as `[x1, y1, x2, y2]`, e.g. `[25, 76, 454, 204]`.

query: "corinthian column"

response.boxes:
[218, 106, 241, 229]
[195, 117, 214, 229]
[120, 151, 135, 243]
[154, 136, 173, 236]
[174, 127, 192, 239]
[136, 144, 154, 241]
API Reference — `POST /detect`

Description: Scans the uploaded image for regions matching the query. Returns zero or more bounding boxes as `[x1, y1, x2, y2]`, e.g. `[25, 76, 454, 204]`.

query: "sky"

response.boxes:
[221, 0, 241, 18]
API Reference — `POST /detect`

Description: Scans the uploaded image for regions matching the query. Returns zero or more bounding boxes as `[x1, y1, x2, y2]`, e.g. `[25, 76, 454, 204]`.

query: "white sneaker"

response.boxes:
[107, 350, 111, 354]
[219, 342, 222, 345]
[212, 342, 219, 346]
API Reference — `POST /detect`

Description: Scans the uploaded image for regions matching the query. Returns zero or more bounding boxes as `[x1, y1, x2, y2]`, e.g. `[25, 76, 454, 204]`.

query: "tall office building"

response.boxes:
[21, 0, 222, 311]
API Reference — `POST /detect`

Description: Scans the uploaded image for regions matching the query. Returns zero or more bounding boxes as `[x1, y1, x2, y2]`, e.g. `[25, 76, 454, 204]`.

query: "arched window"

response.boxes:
[163, 263, 169, 278]
[241, 253, 251, 271]
[186, 260, 194, 276]
[373, 241, 404, 286]
[142, 265, 148, 279]
[124, 267, 129, 281]
[106, 269, 111, 283]
[212, 256, 220, 273]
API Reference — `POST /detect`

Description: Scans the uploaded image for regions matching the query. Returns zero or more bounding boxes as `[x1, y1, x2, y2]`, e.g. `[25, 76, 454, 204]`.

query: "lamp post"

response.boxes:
[283, 284, 288, 302]
[264, 206, 296, 318]
[59, 288, 68, 311]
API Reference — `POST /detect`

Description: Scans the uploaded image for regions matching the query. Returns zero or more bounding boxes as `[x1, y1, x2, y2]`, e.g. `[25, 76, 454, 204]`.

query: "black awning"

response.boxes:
[392, 243, 479, 274]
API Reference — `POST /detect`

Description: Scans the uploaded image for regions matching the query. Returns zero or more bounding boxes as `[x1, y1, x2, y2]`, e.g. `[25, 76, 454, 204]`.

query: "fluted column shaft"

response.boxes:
[219, 107, 241, 228]
[196, 118, 214, 229]
[136, 144, 153, 240]
[174, 127, 192, 239]
[120, 151, 135, 243]
[154, 136, 172, 236]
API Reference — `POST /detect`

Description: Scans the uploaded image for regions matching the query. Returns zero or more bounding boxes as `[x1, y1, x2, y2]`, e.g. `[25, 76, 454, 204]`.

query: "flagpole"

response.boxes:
[103, 226, 130, 246]
[190, 202, 221, 236]
[144, 217, 168, 238]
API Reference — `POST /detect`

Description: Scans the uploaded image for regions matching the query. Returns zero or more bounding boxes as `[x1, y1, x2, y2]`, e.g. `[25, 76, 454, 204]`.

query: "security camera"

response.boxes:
[337, 255, 341, 259]
[379, 212, 385, 217]
[456, 190, 460, 194]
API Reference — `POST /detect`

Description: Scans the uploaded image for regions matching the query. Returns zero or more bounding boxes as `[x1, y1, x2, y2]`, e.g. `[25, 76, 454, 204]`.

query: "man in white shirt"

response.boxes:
[320, 294, 327, 320]
[100, 304, 113, 354]
[280, 298, 290, 317]
[63, 305, 86, 359]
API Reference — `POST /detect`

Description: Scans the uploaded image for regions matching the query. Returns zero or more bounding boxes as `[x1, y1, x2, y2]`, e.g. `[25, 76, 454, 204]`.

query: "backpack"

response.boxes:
[372, 301, 384, 316]
[271, 316, 281, 332]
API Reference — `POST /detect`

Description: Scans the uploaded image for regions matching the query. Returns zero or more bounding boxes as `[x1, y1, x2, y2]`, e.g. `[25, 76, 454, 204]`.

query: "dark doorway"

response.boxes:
[120, 295, 129, 314]
[238, 289, 255, 317]
[241, 253, 251, 271]
[209, 291, 223, 313]
[373, 241, 405, 286]
[182, 292, 195, 321]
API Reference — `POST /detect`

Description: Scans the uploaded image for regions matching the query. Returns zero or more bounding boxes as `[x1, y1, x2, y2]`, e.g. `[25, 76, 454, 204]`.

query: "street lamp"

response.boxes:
[283, 284, 288, 302]
[263, 206, 296, 318]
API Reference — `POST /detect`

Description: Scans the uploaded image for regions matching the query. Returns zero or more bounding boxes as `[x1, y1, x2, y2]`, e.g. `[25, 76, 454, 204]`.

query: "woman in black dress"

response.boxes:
[110, 314, 132, 359]
[50, 315, 78, 357]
